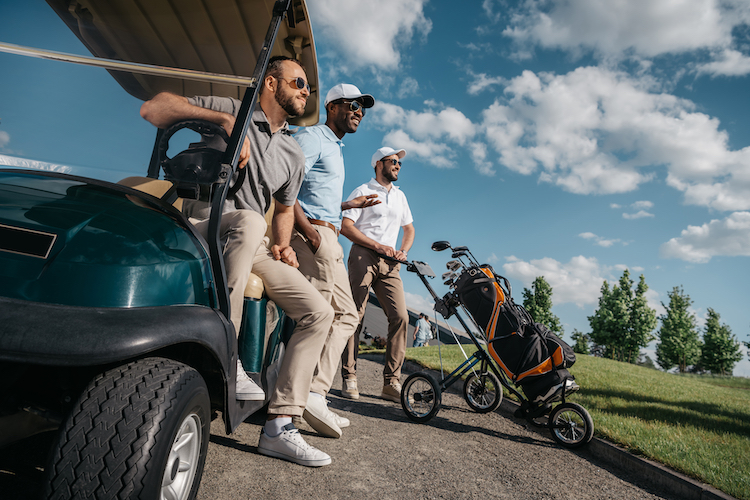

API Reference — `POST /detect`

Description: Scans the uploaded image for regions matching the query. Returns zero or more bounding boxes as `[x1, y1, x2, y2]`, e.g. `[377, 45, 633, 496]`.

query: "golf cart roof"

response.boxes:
[46, 0, 319, 126]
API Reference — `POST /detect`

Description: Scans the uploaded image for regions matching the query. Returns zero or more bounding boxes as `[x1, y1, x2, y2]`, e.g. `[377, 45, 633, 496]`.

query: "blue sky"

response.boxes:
[1, 0, 749, 375]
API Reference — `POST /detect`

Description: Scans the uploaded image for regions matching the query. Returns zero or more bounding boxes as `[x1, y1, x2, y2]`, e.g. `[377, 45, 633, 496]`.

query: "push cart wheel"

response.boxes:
[463, 371, 502, 413]
[401, 372, 442, 423]
[548, 402, 594, 449]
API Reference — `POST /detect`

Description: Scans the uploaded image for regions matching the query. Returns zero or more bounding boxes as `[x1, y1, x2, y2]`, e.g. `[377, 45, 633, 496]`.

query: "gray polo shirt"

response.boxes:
[183, 95, 305, 218]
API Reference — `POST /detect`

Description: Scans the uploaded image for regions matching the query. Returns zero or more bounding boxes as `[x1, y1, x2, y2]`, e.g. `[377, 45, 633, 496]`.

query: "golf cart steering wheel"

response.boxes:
[157, 119, 246, 199]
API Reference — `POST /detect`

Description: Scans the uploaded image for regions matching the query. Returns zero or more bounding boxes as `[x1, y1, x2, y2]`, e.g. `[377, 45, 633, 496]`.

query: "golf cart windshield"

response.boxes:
[0, 0, 319, 182]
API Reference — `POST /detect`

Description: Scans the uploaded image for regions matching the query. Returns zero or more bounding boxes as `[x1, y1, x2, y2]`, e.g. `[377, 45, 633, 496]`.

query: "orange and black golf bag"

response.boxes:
[453, 266, 576, 402]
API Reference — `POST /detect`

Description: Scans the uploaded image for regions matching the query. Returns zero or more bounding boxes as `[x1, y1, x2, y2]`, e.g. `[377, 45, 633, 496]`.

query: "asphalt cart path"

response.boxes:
[197, 355, 681, 500]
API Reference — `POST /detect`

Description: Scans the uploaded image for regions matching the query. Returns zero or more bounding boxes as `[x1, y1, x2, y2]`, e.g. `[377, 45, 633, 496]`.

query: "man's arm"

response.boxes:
[293, 200, 321, 250]
[271, 200, 299, 267]
[398, 223, 415, 260]
[340, 217, 399, 258]
[140, 92, 251, 168]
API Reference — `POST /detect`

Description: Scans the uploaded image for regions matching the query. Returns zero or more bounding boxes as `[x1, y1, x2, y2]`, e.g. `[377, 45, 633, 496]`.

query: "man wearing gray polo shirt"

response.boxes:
[141, 56, 334, 467]
[292, 84, 378, 438]
[340, 146, 415, 403]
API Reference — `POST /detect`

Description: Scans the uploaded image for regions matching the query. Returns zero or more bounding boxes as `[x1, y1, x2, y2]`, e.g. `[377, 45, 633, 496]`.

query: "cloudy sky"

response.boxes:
[1, 0, 749, 374]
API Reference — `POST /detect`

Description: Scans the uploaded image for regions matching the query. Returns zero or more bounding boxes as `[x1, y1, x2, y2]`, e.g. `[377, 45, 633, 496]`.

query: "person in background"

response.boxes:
[413, 312, 431, 347]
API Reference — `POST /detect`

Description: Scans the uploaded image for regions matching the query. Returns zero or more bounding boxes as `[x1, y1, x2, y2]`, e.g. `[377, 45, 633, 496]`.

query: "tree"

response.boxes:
[522, 276, 563, 335]
[587, 269, 656, 363]
[700, 308, 743, 376]
[570, 329, 590, 355]
[656, 286, 702, 373]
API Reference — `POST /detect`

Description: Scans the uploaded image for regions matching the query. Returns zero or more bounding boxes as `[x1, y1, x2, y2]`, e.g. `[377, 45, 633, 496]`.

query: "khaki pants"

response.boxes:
[291, 225, 359, 396]
[341, 244, 408, 385]
[192, 210, 333, 416]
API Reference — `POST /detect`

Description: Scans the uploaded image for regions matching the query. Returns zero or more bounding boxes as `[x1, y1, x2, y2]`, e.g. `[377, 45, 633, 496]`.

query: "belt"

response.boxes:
[308, 218, 339, 236]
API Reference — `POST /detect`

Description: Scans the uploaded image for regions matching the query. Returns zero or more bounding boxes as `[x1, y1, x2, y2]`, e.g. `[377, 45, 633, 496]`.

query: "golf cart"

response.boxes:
[0, 0, 318, 498]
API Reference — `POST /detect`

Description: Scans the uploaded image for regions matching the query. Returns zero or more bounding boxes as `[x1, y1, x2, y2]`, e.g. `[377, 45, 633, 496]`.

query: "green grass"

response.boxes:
[401, 345, 750, 500]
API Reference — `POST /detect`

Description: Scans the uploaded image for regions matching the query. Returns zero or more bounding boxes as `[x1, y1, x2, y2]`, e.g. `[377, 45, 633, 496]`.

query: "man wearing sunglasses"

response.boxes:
[290, 84, 377, 436]
[141, 56, 335, 467]
[340, 146, 415, 403]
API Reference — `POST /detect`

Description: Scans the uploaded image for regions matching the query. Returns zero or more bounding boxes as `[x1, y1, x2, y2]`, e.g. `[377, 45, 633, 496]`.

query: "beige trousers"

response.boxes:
[192, 210, 333, 416]
[342, 244, 408, 385]
[291, 225, 359, 396]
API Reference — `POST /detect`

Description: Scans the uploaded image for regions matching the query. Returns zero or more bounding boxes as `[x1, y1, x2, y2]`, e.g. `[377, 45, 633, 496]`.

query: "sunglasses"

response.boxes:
[279, 76, 310, 93]
[381, 158, 402, 166]
[333, 99, 366, 116]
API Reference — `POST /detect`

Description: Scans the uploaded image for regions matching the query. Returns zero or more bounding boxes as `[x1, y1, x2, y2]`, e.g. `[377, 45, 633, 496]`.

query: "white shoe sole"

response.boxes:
[236, 392, 265, 401]
[303, 408, 342, 438]
[257, 445, 332, 467]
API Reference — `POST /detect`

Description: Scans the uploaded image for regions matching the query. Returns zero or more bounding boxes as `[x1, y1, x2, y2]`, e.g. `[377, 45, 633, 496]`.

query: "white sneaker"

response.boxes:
[341, 378, 359, 400]
[236, 360, 265, 401]
[303, 394, 342, 438]
[258, 423, 331, 467]
[331, 409, 350, 429]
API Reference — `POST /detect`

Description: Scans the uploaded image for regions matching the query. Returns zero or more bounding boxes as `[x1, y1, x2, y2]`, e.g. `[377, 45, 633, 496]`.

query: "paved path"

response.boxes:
[197, 356, 682, 500]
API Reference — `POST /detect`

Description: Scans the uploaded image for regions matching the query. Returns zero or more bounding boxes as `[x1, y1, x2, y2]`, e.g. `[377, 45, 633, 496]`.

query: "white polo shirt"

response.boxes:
[342, 178, 413, 248]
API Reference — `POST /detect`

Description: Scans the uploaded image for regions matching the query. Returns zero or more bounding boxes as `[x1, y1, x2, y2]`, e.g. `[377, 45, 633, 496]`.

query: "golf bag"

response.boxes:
[453, 266, 576, 402]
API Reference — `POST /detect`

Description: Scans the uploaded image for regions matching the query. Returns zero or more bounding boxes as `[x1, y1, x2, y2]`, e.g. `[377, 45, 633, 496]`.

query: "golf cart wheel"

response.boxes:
[548, 402, 594, 449]
[463, 371, 502, 413]
[401, 372, 442, 423]
[43, 358, 210, 500]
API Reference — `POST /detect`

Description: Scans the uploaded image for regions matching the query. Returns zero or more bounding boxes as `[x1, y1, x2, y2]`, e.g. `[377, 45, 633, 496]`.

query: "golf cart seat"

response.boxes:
[118, 176, 184, 211]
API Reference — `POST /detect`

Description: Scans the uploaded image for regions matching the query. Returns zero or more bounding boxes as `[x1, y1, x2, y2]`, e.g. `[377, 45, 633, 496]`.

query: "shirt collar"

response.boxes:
[321, 124, 344, 145]
[367, 177, 399, 192]
[253, 109, 292, 135]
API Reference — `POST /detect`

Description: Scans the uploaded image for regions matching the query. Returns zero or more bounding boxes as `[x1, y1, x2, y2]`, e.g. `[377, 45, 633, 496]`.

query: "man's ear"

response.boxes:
[264, 75, 276, 92]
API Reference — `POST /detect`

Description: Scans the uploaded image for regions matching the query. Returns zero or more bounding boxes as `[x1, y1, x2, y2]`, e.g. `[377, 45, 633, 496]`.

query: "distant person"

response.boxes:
[340, 146, 415, 402]
[413, 313, 431, 347]
[141, 56, 334, 467]
[291, 83, 377, 436]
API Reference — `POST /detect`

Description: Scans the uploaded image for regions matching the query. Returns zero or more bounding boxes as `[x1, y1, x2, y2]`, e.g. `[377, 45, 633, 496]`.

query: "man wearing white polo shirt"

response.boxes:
[340, 146, 415, 402]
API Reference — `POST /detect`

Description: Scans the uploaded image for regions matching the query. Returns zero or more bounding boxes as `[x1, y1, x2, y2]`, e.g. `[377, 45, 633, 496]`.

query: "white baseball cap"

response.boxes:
[371, 146, 406, 167]
[324, 83, 375, 108]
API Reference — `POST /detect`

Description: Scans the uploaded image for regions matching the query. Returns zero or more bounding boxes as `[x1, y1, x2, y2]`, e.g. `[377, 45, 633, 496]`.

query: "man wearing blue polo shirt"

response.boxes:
[291, 83, 377, 438]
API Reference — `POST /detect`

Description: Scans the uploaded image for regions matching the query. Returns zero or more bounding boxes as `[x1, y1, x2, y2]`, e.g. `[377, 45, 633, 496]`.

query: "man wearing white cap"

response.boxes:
[340, 146, 415, 402]
[291, 84, 378, 435]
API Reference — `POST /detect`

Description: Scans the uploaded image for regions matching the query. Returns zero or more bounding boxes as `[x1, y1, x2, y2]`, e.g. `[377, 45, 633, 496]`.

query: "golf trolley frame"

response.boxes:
[399, 242, 594, 449]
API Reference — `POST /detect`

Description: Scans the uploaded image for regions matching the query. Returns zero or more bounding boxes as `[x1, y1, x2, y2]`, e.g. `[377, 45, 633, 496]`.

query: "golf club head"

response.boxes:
[431, 241, 451, 252]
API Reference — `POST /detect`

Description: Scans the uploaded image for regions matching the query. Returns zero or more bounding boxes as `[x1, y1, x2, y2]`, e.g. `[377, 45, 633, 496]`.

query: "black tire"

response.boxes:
[463, 371, 502, 413]
[401, 372, 441, 423]
[548, 402, 594, 449]
[43, 358, 210, 500]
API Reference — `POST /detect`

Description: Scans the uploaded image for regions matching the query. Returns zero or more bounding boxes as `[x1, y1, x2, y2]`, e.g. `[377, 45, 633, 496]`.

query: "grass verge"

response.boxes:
[401, 345, 750, 500]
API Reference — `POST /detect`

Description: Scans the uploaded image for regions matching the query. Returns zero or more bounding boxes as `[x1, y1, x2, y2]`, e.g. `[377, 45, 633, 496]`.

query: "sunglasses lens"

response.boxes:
[350, 101, 365, 115]
[292, 77, 310, 92]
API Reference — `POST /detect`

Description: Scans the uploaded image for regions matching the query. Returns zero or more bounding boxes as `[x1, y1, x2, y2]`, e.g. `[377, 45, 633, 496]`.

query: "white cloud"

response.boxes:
[623, 210, 654, 220]
[382, 129, 456, 169]
[308, 0, 432, 70]
[632, 200, 654, 210]
[468, 73, 506, 95]
[660, 211, 750, 263]
[502, 255, 612, 307]
[397, 77, 420, 99]
[578, 232, 620, 247]
[503, 0, 750, 76]
[0, 131, 9, 149]
[481, 66, 750, 207]
[697, 49, 750, 77]
[404, 291, 437, 315]
[469, 142, 495, 176]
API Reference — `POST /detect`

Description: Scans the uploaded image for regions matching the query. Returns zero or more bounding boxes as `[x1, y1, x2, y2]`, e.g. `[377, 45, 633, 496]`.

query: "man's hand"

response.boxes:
[394, 250, 408, 261]
[272, 244, 299, 268]
[342, 194, 380, 211]
[375, 244, 397, 258]
[221, 115, 251, 169]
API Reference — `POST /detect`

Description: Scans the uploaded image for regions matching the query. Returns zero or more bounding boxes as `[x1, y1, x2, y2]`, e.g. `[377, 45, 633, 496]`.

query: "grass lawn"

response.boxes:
[398, 344, 750, 500]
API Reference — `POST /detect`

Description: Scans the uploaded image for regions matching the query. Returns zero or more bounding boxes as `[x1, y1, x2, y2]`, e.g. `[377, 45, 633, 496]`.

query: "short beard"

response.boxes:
[275, 87, 304, 117]
[383, 169, 398, 182]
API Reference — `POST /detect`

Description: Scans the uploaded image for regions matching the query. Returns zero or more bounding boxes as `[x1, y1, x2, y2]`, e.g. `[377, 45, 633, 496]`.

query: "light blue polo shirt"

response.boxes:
[293, 124, 346, 229]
